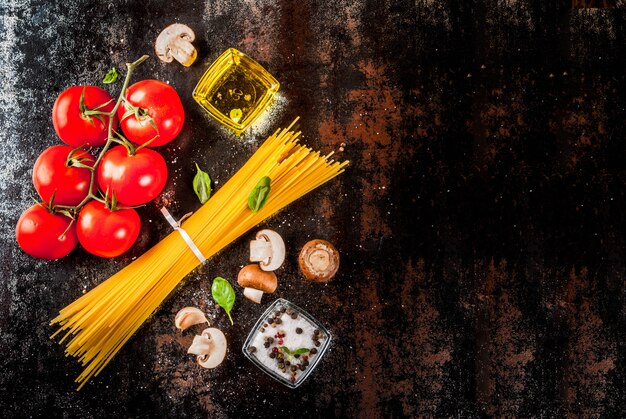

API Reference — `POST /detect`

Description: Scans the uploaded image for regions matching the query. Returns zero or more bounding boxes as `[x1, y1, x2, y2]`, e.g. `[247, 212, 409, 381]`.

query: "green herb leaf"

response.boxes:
[280, 346, 310, 356]
[247, 176, 271, 213]
[103, 67, 119, 84]
[211, 277, 235, 325]
[193, 163, 212, 204]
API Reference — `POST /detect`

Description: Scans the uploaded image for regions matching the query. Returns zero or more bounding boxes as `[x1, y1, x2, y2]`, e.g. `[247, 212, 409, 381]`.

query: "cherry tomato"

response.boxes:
[32, 145, 96, 206]
[76, 200, 141, 258]
[97, 145, 168, 206]
[52, 86, 118, 147]
[16, 203, 78, 260]
[118, 80, 184, 147]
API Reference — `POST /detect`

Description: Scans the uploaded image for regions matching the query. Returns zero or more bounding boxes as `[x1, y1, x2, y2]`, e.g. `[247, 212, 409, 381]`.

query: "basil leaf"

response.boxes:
[103, 67, 119, 84]
[193, 163, 212, 204]
[280, 346, 310, 356]
[211, 277, 235, 325]
[248, 176, 271, 213]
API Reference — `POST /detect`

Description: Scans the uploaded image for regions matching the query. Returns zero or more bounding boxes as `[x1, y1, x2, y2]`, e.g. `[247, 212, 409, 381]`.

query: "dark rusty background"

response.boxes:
[1, 1, 625, 417]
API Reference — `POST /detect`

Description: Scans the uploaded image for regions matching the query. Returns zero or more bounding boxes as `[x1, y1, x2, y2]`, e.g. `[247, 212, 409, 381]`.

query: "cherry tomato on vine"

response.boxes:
[52, 86, 118, 147]
[32, 145, 96, 206]
[97, 145, 168, 206]
[16, 203, 78, 260]
[76, 200, 141, 258]
[118, 80, 184, 147]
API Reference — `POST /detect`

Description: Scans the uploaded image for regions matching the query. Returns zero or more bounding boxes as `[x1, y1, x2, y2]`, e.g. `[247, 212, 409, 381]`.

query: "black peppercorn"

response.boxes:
[267, 337, 274, 344]
[291, 313, 298, 319]
[269, 352, 276, 359]
[300, 364, 306, 371]
[248, 346, 257, 353]
[267, 318, 273, 323]
[275, 318, 282, 325]
[296, 328, 303, 334]
[303, 360, 309, 367]
[264, 342, 270, 348]
[285, 361, 290, 366]
[314, 340, 321, 347]
[310, 348, 318, 354]
[280, 307, 287, 313]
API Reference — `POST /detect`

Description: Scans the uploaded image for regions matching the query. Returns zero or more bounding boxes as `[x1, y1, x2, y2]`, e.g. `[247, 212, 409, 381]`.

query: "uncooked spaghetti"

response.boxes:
[50, 118, 348, 389]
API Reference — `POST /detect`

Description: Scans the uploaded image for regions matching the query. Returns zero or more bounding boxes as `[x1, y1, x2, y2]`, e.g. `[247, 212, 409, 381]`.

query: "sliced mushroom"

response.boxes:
[298, 239, 340, 282]
[155, 24, 197, 67]
[249, 229, 285, 271]
[237, 264, 277, 304]
[174, 306, 209, 331]
[187, 328, 227, 369]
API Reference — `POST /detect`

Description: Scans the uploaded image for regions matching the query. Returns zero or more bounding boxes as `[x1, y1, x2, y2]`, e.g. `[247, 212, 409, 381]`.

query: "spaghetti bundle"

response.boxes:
[50, 118, 348, 389]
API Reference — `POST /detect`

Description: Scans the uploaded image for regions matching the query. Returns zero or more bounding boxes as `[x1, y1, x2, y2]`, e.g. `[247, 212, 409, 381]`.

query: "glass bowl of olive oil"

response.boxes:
[193, 48, 280, 135]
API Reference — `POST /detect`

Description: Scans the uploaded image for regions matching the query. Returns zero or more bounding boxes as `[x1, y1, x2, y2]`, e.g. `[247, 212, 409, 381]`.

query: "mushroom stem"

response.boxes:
[170, 37, 197, 67]
[187, 333, 212, 356]
[243, 287, 264, 304]
[250, 239, 272, 263]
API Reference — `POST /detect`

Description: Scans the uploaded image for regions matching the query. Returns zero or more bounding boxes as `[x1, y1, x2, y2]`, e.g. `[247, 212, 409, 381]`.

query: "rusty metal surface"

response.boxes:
[0, 1, 624, 417]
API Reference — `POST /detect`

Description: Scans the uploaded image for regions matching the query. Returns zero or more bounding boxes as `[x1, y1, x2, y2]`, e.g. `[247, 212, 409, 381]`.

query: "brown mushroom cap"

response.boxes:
[237, 264, 278, 293]
[298, 239, 340, 282]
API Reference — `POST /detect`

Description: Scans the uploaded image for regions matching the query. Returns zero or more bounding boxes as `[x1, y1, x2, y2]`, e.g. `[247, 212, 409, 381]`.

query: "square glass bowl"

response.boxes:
[242, 298, 332, 389]
[193, 48, 280, 135]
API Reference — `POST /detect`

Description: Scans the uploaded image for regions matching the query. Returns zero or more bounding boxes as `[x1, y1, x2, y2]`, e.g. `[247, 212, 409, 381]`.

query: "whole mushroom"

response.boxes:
[298, 239, 340, 282]
[187, 328, 227, 369]
[237, 264, 277, 304]
[155, 24, 197, 67]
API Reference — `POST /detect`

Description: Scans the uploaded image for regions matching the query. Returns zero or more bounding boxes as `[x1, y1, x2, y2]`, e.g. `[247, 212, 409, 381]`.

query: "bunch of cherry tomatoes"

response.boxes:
[16, 78, 184, 260]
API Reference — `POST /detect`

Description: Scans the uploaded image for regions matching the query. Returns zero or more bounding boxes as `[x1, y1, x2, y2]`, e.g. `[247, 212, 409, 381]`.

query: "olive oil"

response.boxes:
[193, 48, 280, 135]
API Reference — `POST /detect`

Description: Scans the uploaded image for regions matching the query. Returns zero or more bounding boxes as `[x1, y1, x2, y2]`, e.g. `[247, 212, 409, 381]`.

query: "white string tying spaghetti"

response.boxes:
[159, 207, 206, 264]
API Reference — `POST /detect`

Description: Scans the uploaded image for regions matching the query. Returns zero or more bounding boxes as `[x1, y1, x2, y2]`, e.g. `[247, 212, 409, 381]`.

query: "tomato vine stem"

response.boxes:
[53, 55, 150, 231]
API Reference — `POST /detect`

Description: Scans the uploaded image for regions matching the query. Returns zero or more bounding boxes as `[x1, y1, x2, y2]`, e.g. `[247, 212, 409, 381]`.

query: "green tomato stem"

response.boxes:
[56, 55, 149, 216]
